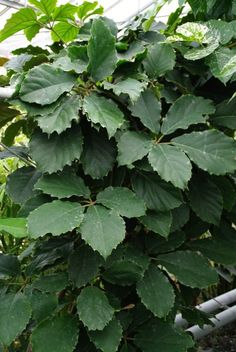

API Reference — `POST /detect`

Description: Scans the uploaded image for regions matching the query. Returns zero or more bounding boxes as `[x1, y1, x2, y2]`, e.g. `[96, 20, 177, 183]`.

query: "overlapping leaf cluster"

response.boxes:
[0, 0, 236, 351]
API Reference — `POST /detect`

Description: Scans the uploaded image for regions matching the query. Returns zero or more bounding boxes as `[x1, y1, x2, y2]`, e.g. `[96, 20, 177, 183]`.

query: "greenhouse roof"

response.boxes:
[0, 0, 188, 55]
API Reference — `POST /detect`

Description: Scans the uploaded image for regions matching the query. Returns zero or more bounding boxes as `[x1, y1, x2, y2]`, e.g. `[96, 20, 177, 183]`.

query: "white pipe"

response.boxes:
[0, 87, 14, 99]
[175, 289, 236, 328]
[187, 305, 236, 340]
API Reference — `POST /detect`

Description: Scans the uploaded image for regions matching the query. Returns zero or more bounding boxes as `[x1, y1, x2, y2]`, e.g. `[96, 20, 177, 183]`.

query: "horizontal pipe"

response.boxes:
[187, 304, 236, 340]
[0, 0, 24, 9]
[0, 87, 14, 99]
[175, 288, 236, 328]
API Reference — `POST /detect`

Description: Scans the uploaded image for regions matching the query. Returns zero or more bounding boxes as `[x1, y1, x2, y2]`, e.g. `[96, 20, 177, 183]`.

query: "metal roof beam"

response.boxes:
[0, 0, 25, 10]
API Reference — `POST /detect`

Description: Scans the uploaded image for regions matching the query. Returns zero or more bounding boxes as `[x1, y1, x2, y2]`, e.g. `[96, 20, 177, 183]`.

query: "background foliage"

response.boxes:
[0, 0, 236, 351]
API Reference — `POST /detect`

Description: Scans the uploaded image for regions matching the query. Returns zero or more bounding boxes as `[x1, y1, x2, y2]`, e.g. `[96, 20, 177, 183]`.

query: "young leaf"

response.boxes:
[77, 1, 103, 20]
[143, 43, 176, 78]
[19, 64, 76, 105]
[27, 200, 84, 238]
[117, 131, 153, 166]
[148, 144, 192, 189]
[80, 205, 126, 259]
[35, 171, 90, 199]
[103, 78, 147, 103]
[172, 130, 236, 175]
[140, 210, 172, 238]
[0, 293, 31, 346]
[161, 95, 215, 135]
[88, 18, 117, 81]
[0, 8, 37, 42]
[77, 286, 114, 330]
[53, 4, 77, 21]
[132, 171, 183, 212]
[0, 218, 28, 238]
[89, 318, 123, 352]
[83, 92, 124, 138]
[129, 89, 161, 133]
[137, 264, 175, 318]
[206, 47, 236, 83]
[29, 126, 83, 174]
[51, 22, 79, 43]
[29, 0, 57, 16]
[97, 186, 146, 218]
[31, 315, 78, 352]
[158, 250, 218, 288]
[0, 254, 20, 278]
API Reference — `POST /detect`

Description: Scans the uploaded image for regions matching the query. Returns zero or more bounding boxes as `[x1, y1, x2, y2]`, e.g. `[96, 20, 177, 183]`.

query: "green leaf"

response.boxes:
[19, 64, 75, 105]
[51, 22, 79, 43]
[29, 291, 57, 322]
[6, 166, 41, 204]
[103, 259, 145, 286]
[81, 128, 116, 179]
[53, 4, 77, 21]
[83, 92, 124, 138]
[134, 319, 194, 352]
[161, 95, 215, 135]
[97, 186, 146, 218]
[27, 200, 84, 238]
[188, 174, 223, 225]
[35, 95, 81, 134]
[171, 204, 190, 232]
[0, 254, 20, 278]
[117, 131, 152, 166]
[210, 97, 236, 130]
[140, 210, 172, 238]
[145, 231, 185, 255]
[69, 245, 103, 288]
[132, 171, 183, 212]
[78, 1, 103, 20]
[103, 78, 147, 103]
[158, 250, 218, 288]
[143, 43, 176, 78]
[24, 24, 41, 41]
[2, 120, 25, 146]
[81, 205, 126, 259]
[211, 176, 236, 211]
[35, 171, 90, 199]
[172, 130, 236, 175]
[0, 8, 37, 42]
[148, 144, 192, 189]
[32, 272, 68, 293]
[137, 264, 175, 318]
[77, 286, 114, 330]
[89, 318, 123, 352]
[129, 89, 161, 134]
[0, 293, 31, 346]
[208, 20, 234, 45]
[31, 315, 78, 352]
[29, 0, 57, 16]
[18, 194, 51, 217]
[29, 126, 83, 174]
[209, 47, 236, 83]
[0, 102, 20, 128]
[88, 18, 117, 81]
[0, 218, 28, 238]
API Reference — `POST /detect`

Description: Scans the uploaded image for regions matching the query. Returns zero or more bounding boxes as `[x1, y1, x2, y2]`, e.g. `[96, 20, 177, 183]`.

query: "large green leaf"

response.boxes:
[140, 211, 172, 238]
[77, 286, 114, 330]
[31, 315, 78, 352]
[69, 245, 103, 288]
[206, 47, 236, 83]
[19, 64, 76, 105]
[32, 272, 68, 293]
[6, 166, 41, 204]
[148, 144, 192, 189]
[29, 0, 57, 16]
[0, 218, 27, 238]
[129, 89, 161, 133]
[89, 318, 123, 352]
[143, 43, 176, 77]
[172, 130, 236, 175]
[0, 102, 20, 128]
[51, 22, 79, 43]
[81, 128, 116, 179]
[134, 319, 194, 352]
[35, 171, 90, 199]
[27, 200, 84, 238]
[77, 1, 103, 20]
[158, 250, 218, 288]
[137, 265, 175, 318]
[0, 254, 20, 279]
[211, 176, 236, 211]
[0, 8, 37, 42]
[103, 78, 147, 103]
[88, 18, 117, 81]
[83, 92, 124, 138]
[0, 293, 31, 346]
[161, 95, 215, 135]
[35, 95, 81, 134]
[132, 171, 183, 212]
[210, 97, 236, 130]
[188, 174, 223, 225]
[28, 291, 57, 323]
[145, 231, 185, 255]
[53, 3, 77, 21]
[117, 131, 152, 166]
[29, 126, 83, 174]
[97, 186, 146, 218]
[208, 20, 234, 45]
[80, 205, 126, 259]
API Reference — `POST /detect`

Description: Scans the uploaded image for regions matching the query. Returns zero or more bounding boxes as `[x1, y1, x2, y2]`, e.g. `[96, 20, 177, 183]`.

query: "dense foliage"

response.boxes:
[0, 0, 236, 351]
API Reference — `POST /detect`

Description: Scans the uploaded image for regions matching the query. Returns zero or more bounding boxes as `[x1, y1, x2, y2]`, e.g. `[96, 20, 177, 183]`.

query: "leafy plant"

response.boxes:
[0, 0, 236, 351]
